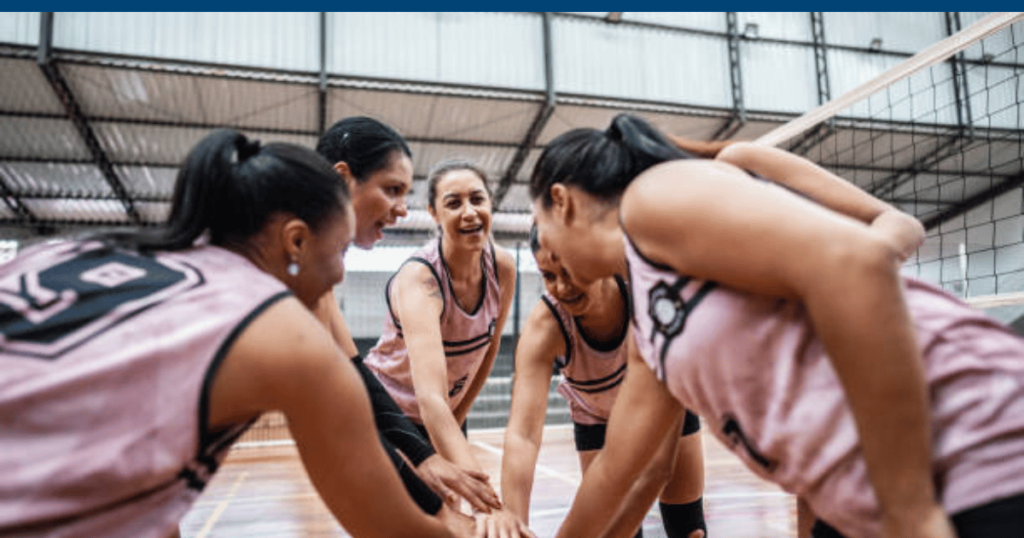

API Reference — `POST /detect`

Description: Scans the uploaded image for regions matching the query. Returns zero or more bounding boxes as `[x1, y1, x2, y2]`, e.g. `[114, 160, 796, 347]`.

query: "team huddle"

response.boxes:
[2, 114, 1023, 538]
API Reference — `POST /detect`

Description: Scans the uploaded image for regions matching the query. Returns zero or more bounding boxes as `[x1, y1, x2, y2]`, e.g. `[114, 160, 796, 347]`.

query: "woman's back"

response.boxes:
[0, 239, 288, 538]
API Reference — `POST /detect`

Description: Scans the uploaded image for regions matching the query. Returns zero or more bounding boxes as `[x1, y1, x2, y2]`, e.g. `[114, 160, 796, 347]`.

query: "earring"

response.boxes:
[287, 261, 300, 277]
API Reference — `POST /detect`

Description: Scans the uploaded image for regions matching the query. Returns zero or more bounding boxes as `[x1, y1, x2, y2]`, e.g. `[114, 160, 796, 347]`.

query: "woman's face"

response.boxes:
[430, 169, 492, 250]
[534, 245, 598, 318]
[348, 151, 413, 249]
[531, 191, 611, 289]
[290, 202, 355, 307]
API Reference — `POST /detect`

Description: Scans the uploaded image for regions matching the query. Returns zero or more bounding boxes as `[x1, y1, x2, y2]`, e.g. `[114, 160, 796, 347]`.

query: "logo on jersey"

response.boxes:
[0, 247, 204, 359]
[647, 277, 716, 380]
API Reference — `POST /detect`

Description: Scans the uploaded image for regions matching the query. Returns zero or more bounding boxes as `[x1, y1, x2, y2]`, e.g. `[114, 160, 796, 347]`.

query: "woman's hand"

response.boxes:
[870, 210, 926, 263]
[417, 454, 502, 512]
[474, 507, 537, 538]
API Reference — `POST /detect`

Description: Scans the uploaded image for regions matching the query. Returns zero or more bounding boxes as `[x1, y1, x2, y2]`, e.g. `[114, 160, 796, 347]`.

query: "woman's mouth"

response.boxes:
[459, 224, 484, 235]
[560, 293, 584, 305]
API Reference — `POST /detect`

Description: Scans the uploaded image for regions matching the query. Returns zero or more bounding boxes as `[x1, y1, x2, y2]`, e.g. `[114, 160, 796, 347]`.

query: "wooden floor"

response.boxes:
[180, 426, 796, 538]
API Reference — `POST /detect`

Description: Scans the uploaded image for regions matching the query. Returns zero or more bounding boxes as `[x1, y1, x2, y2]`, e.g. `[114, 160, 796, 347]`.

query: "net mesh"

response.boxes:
[760, 14, 1024, 329]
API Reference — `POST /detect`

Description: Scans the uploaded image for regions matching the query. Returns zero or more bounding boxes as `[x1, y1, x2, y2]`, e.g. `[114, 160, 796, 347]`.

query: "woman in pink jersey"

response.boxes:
[500, 225, 707, 538]
[0, 130, 465, 538]
[313, 117, 500, 517]
[529, 114, 1024, 538]
[364, 160, 533, 537]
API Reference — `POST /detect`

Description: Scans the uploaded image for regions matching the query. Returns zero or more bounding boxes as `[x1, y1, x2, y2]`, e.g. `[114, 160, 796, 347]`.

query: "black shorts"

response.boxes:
[574, 410, 701, 452]
[812, 491, 1024, 538]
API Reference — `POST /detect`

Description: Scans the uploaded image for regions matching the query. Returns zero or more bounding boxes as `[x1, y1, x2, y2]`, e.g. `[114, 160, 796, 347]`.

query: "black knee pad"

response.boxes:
[660, 498, 706, 538]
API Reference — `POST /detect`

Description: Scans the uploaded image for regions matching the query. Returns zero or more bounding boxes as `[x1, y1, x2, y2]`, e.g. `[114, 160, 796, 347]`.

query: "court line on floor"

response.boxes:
[471, 440, 581, 487]
[195, 471, 249, 538]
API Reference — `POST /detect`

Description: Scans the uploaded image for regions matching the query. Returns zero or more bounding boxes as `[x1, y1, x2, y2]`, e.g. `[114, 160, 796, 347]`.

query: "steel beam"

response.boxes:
[922, 172, 1024, 230]
[37, 12, 141, 225]
[494, 12, 555, 209]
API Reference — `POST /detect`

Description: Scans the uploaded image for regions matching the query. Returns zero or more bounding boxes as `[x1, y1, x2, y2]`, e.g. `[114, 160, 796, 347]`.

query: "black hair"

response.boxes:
[316, 116, 412, 182]
[102, 129, 348, 252]
[426, 159, 491, 211]
[529, 113, 695, 208]
[529, 221, 541, 254]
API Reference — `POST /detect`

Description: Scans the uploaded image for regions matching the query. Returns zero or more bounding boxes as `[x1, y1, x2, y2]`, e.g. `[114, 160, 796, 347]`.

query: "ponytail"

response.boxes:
[98, 129, 348, 253]
[530, 113, 692, 207]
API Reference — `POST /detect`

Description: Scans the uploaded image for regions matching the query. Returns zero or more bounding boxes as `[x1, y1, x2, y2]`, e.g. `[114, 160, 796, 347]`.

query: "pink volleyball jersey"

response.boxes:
[364, 237, 502, 423]
[542, 276, 629, 425]
[0, 239, 290, 538]
[625, 235, 1024, 538]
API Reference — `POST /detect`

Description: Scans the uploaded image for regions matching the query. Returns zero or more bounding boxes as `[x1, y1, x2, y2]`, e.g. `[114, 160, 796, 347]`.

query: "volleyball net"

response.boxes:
[757, 12, 1024, 329]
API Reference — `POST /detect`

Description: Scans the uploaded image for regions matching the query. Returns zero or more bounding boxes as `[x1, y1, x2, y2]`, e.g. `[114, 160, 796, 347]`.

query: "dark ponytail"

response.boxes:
[317, 116, 411, 181]
[101, 129, 348, 252]
[530, 113, 694, 208]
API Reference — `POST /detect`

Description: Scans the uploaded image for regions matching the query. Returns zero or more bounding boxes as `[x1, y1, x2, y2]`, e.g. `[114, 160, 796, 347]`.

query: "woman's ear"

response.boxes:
[281, 218, 309, 261]
[549, 183, 575, 227]
[333, 161, 357, 191]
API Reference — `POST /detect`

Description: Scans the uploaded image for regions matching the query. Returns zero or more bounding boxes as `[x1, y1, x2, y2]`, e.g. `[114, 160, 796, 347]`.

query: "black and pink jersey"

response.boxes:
[625, 234, 1024, 538]
[0, 239, 289, 537]
[541, 276, 629, 425]
[365, 237, 501, 423]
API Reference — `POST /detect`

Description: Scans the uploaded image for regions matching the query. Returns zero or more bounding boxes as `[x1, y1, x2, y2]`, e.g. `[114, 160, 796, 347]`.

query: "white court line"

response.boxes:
[195, 471, 249, 538]
[471, 440, 580, 487]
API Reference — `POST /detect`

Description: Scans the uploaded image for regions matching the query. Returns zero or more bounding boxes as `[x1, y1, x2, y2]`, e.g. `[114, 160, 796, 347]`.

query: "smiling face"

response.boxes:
[534, 245, 597, 318]
[348, 150, 413, 249]
[429, 168, 492, 250]
[531, 186, 619, 289]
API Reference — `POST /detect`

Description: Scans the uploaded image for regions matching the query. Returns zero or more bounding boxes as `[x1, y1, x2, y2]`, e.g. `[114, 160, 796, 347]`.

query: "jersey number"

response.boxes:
[0, 248, 203, 359]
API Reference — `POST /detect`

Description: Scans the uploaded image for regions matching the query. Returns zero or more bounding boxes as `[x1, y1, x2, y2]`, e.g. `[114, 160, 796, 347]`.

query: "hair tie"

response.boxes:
[236, 137, 262, 162]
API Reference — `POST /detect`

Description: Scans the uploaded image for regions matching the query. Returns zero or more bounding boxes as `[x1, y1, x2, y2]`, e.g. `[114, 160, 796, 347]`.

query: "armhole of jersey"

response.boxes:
[541, 295, 572, 369]
[390, 257, 446, 327]
[622, 230, 675, 272]
[197, 290, 293, 462]
[490, 241, 499, 286]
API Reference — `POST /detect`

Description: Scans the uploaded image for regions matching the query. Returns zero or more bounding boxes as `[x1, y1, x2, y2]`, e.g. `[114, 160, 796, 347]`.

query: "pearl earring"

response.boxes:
[287, 261, 300, 277]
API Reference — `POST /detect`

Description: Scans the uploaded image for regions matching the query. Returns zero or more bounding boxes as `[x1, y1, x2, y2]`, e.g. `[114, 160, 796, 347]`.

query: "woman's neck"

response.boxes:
[576, 277, 627, 344]
[440, 235, 484, 283]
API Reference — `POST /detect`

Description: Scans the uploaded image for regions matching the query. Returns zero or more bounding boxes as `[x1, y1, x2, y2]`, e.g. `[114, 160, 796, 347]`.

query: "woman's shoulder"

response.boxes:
[491, 243, 517, 287]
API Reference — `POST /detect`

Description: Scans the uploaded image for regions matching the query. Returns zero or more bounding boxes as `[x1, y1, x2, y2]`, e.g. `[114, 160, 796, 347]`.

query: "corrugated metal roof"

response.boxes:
[91, 123, 317, 166]
[407, 142, 516, 183]
[0, 118, 92, 161]
[327, 12, 544, 90]
[539, 106, 729, 145]
[0, 58, 65, 114]
[624, 12, 727, 33]
[63, 64, 319, 131]
[53, 13, 320, 72]
[736, 12, 812, 42]
[823, 12, 947, 54]
[134, 201, 171, 223]
[21, 198, 129, 223]
[552, 17, 731, 107]
[742, 42, 817, 113]
[326, 88, 539, 144]
[0, 12, 40, 46]
[115, 165, 177, 199]
[0, 162, 113, 198]
[0, 203, 16, 221]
